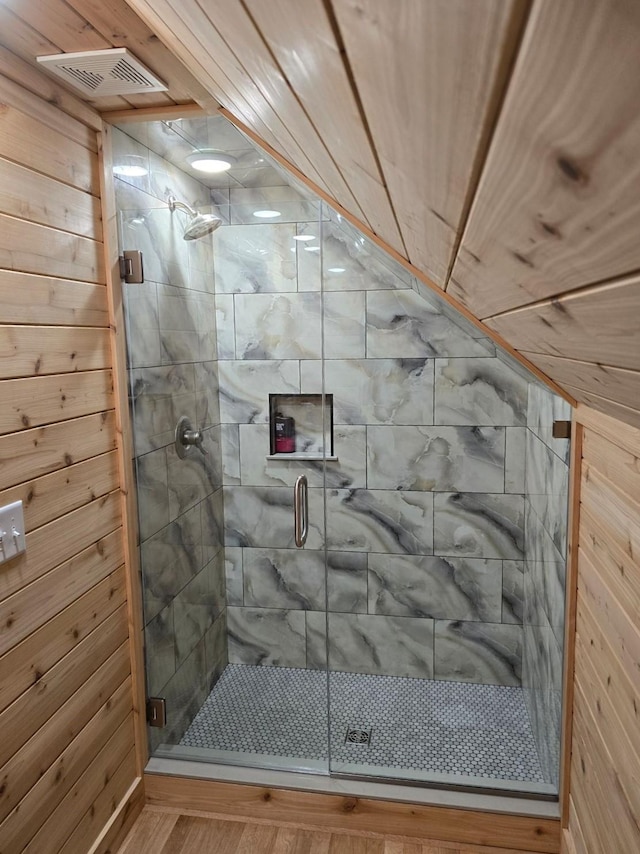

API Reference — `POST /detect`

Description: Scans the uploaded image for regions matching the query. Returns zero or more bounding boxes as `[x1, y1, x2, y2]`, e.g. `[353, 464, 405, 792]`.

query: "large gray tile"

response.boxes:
[218, 360, 299, 424]
[201, 488, 224, 563]
[157, 638, 208, 747]
[229, 187, 318, 224]
[224, 547, 244, 606]
[527, 383, 572, 464]
[367, 426, 505, 492]
[525, 430, 569, 558]
[434, 358, 528, 426]
[434, 493, 525, 560]
[505, 427, 526, 493]
[321, 488, 433, 555]
[435, 621, 522, 686]
[368, 554, 502, 622]
[123, 280, 160, 368]
[174, 553, 225, 666]
[301, 359, 434, 425]
[141, 503, 202, 622]
[327, 551, 368, 613]
[145, 603, 175, 696]
[327, 613, 434, 678]
[205, 611, 228, 686]
[224, 486, 323, 549]
[234, 292, 322, 359]
[166, 426, 221, 520]
[243, 547, 325, 610]
[502, 560, 524, 625]
[215, 293, 236, 359]
[195, 361, 220, 429]
[136, 447, 169, 541]
[130, 363, 197, 456]
[221, 423, 241, 485]
[215, 223, 297, 293]
[524, 501, 566, 643]
[323, 291, 366, 358]
[227, 607, 306, 667]
[157, 284, 216, 365]
[366, 289, 494, 358]
[297, 219, 412, 292]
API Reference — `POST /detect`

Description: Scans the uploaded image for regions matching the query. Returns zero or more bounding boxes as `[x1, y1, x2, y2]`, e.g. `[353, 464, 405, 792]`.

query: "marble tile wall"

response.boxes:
[114, 126, 228, 751]
[522, 384, 571, 785]
[215, 207, 538, 687]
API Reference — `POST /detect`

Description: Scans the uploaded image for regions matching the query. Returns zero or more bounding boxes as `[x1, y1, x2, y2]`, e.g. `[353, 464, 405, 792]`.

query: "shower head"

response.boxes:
[183, 212, 222, 240]
[168, 195, 222, 240]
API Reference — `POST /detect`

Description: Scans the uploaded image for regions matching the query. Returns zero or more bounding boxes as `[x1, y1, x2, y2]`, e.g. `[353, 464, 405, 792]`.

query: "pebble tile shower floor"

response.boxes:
[180, 665, 544, 784]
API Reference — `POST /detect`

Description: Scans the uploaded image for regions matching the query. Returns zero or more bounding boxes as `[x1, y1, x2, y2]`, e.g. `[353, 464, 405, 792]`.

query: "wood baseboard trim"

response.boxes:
[89, 777, 145, 854]
[144, 773, 560, 853]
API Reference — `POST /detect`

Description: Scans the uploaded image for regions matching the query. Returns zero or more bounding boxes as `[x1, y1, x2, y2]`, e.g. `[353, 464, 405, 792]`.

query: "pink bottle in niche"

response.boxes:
[274, 412, 296, 453]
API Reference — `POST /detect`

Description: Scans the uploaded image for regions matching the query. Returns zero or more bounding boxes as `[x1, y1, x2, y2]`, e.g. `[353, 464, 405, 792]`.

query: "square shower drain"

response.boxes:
[345, 727, 372, 745]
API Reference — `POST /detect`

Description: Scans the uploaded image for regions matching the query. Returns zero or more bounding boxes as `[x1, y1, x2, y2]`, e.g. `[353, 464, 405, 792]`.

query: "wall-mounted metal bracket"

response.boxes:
[552, 420, 572, 439]
[119, 249, 144, 283]
[146, 697, 166, 728]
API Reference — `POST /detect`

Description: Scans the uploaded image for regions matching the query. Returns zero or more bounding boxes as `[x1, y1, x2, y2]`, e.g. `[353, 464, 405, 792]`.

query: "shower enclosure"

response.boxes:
[114, 117, 571, 798]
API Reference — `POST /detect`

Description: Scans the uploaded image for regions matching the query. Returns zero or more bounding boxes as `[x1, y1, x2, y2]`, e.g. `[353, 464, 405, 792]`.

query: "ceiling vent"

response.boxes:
[37, 48, 168, 97]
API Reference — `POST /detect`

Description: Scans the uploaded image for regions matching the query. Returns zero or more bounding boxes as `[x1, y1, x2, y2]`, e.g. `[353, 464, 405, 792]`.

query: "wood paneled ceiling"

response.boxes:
[3, 0, 639, 429]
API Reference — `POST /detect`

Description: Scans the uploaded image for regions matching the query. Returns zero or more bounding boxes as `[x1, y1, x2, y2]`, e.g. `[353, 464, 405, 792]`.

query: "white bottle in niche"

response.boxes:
[0, 500, 26, 564]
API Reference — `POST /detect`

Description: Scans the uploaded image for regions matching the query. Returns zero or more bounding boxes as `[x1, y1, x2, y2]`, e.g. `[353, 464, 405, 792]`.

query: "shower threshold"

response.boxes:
[152, 664, 557, 799]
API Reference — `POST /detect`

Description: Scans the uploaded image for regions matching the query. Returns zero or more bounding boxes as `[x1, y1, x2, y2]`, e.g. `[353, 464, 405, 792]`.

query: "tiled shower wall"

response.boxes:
[217, 211, 532, 686]
[113, 127, 227, 749]
[523, 385, 571, 784]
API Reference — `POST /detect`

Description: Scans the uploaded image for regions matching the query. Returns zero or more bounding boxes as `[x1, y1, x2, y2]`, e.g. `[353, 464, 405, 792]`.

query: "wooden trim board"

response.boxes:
[99, 103, 210, 123]
[559, 419, 583, 826]
[144, 774, 560, 853]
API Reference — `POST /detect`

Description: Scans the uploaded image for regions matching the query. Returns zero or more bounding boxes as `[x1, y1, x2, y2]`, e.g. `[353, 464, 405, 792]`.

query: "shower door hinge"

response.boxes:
[552, 420, 572, 439]
[119, 250, 144, 283]
[146, 696, 166, 728]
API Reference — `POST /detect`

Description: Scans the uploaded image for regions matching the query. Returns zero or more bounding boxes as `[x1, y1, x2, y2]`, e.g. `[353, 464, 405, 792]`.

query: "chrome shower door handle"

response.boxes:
[294, 474, 308, 548]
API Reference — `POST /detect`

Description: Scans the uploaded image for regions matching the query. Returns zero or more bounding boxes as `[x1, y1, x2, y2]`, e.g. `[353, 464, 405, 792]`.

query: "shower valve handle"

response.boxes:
[175, 416, 208, 459]
[183, 428, 208, 455]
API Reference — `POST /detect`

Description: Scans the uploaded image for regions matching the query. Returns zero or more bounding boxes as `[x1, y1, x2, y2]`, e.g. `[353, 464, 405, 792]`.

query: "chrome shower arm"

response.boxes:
[168, 195, 197, 217]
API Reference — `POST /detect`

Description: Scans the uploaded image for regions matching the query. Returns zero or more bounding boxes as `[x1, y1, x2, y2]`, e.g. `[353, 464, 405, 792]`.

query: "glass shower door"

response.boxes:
[120, 192, 337, 774]
[319, 202, 569, 795]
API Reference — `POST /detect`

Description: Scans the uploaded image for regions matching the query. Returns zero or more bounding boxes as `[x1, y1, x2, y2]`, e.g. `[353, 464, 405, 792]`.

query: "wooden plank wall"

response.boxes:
[561, 406, 640, 854]
[0, 56, 142, 854]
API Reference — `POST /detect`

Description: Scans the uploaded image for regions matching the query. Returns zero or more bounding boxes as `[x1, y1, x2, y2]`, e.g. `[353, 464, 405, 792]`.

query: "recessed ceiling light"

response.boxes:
[304, 245, 320, 252]
[113, 157, 147, 178]
[327, 267, 346, 273]
[253, 210, 281, 218]
[293, 234, 315, 242]
[186, 150, 236, 173]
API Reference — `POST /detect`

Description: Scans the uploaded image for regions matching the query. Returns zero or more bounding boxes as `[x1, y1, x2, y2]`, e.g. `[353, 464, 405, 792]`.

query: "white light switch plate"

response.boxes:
[0, 500, 26, 564]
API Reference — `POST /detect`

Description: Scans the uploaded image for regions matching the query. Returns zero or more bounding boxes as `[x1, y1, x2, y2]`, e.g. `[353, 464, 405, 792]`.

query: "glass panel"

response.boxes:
[117, 171, 330, 772]
[320, 202, 569, 795]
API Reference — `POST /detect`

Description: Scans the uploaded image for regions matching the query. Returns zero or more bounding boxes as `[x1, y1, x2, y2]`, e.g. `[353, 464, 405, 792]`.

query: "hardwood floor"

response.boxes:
[116, 807, 540, 854]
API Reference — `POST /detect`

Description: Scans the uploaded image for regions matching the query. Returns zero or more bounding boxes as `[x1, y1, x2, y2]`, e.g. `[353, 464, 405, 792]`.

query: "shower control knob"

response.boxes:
[175, 416, 208, 459]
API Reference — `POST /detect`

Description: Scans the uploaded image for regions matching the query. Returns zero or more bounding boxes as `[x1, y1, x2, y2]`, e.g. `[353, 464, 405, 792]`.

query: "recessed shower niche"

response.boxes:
[115, 112, 570, 800]
[268, 393, 335, 460]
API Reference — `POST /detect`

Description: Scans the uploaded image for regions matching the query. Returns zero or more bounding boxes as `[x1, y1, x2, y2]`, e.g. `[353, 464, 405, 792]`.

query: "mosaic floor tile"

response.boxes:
[180, 664, 544, 784]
